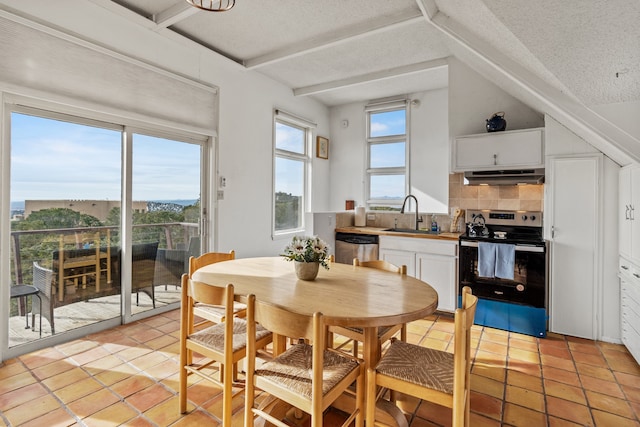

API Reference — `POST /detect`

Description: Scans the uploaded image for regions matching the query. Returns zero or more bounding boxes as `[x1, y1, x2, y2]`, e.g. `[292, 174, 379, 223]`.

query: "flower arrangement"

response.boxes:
[281, 235, 330, 269]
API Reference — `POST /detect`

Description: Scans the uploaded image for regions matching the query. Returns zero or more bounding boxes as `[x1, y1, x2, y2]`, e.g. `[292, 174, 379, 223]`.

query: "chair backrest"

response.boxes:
[353, 258, 407, 275]
[188, 250, 235, 277]
[250, 296, 318, 345]
[33, 262, 53, 297]
[452, 286, 478, 424]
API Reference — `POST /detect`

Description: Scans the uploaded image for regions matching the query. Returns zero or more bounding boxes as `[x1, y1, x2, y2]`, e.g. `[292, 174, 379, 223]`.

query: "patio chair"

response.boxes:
[32, 262, 55, 335]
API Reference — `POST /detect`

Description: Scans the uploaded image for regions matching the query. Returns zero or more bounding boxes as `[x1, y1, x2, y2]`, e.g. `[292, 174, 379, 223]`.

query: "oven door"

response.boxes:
[459, 240, 546, 308]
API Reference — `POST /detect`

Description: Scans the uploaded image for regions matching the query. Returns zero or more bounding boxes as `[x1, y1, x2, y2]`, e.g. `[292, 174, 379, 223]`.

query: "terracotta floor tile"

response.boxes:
[548, 415, 588, 426]
[111, 374, 156, 398]
[468, 412, 502, 427]
[571, 351, 606, 367]
[569, 341, 601, 355]
[575, 362, 616, 381]
[540, 353, 577, 372]
[580, 374, 625, 398]
[543, 365, 581, 387]
[0, 370, 38, 396]
[546, 396, 593, 426]
[508, 346, 541, 364]
[71, 345, 111, 367]
[420, 337, 449, 351]
[144, 396, 189, 426]
[83, 401, 139, 426]
[622, 384, 640, 403]
[414, 400, 452, 426]
[0, 359, 27, 380]
[509, 338, 539, 353]
[540, 344, 573, 360]
[56, 339, 99, 357]
[615, 371, 640, 389]
[585, 389, 635, 419]
[591, 409, 640, 427]
[145, 333, 179, 351]
[126, 383, 174, 412]
[544, 379, 587, 405]
[0, 381, 48, 411]
[505, 385, 545, 412]
[507, 358, 541, 377]
[472, 361, 507, 382]
[18, 347, 67, 370]
[54, 376, 104, 404]
[479, 340, 508, 356]
[506, 370, 543, 393]
[3, 394, 63, 425]
[66, 388, 120, 418]
[471, 374, 505, 399]
[41, 366, 91, 391]
[30, 358, 76, 381]
[93, 362, 139, 386]
[470, 391, 503, 421]
[503, 402, 546, 426]
[482, 330, 509, 345]
[609, 358, 640, 376]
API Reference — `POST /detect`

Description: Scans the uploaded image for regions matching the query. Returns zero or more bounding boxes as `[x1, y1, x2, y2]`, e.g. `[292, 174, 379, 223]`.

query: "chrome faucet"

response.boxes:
[400, 194, 423, 230]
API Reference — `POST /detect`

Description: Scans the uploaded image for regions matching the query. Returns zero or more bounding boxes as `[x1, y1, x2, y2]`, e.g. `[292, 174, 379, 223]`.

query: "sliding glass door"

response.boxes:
[6, 108, 207, 355]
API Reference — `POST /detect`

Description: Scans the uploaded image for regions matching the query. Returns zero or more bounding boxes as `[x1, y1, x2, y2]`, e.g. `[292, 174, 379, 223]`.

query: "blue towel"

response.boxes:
[495, 243, 515, 280]
[477, 242, 496, 278]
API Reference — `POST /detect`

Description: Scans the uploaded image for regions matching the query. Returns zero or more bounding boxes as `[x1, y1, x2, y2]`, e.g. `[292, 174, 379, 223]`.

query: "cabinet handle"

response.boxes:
[551, 225, 555, 239]
[493, 154, 497, 165]
[632, 205, 635, 221]
[626, 205, 630, 220]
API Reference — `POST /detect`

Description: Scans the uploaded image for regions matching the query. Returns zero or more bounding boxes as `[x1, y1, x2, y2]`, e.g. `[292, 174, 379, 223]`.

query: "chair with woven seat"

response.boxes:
[179, 274, 272, 427]
[244, 294, 364, 427]
[188, 250, 246, 324]
[366, 286, 478, 427]
[328, 258, 407, 357]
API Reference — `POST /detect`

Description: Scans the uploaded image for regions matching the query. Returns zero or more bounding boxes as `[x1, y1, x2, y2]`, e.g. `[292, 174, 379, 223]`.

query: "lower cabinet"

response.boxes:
[620, 258, 640, 364]
[379, 236, 458, 312]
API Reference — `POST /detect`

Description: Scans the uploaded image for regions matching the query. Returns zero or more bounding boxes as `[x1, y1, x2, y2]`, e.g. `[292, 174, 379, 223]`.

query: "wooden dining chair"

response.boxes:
[179, 275, 272, 427]
[366, 286, 478, 427]
[188, 250, 247, 324]
[244, 294, 364, 427]
[328, 258, 407, 357]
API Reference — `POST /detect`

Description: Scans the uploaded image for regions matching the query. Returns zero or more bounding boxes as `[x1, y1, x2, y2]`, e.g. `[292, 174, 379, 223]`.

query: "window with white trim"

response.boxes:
[273, 111, 313, 235]
[366, 102, 408, 210]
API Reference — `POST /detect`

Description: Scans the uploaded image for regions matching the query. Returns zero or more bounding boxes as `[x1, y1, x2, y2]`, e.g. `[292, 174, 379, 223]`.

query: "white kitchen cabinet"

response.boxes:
[546, 154, 601, 340]
[379, 236, 458, 312]
[620, 260, 640, 364]
[619, 165, 640, 263]
[452, 128, 544, 172]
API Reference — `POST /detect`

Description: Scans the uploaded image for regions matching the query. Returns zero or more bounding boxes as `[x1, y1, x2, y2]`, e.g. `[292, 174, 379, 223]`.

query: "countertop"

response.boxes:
[335, 226, 461, 241]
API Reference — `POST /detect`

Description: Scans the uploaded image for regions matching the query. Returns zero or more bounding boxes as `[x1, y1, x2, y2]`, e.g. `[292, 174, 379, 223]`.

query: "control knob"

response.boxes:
[530, 215, 536, 221]
[521, 215, 528, 221]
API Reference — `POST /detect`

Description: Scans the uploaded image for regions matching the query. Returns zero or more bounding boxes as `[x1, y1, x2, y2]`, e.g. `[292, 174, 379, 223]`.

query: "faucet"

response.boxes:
[400, 195, 423, 230]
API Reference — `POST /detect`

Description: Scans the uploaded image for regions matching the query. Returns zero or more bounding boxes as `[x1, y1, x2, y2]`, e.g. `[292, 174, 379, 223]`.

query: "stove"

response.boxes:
[458, 209, 548, 337]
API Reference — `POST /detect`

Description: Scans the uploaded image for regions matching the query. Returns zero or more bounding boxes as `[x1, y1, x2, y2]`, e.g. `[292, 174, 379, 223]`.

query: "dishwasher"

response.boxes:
[335, 232, 379, 264]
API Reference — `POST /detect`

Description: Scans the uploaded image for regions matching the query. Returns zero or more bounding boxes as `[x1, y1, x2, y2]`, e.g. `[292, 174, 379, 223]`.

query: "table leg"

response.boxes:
[272, 333, 287, 356]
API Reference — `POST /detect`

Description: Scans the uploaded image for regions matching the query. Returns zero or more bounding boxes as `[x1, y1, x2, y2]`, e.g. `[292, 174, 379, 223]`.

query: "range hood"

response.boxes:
[464, 168, 545, 185]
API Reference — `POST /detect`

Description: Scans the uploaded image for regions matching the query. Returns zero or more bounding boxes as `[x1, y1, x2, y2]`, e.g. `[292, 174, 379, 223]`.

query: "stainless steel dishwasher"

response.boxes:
[335, 232, 379, 264]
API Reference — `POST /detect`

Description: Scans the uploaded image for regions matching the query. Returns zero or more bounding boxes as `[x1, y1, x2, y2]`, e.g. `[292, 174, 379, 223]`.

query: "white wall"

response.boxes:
[448, 57, 544, 137]
[592, 100, 640, 142]
[0, 2, 331, 258]
[545, 115, 620, 342]
[328, 88, 450, 214]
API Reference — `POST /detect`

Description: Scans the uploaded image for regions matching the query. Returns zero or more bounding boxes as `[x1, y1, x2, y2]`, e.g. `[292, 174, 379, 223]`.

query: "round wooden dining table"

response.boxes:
[191, 256, 439, 370]
[191, 256, 439, 426]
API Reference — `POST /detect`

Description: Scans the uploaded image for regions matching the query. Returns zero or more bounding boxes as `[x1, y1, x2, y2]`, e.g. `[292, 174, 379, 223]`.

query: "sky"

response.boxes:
[10, 113, 202, 203]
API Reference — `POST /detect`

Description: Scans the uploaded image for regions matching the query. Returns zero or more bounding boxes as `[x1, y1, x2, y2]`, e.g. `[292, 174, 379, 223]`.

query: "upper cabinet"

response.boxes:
[620, 164, 640, 263]
[452, 128, 544, 172]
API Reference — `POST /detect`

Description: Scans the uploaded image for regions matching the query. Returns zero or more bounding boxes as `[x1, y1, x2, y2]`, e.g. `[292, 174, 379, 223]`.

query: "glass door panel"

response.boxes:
[129, 133, 202, 315]
[9, 112, 121, 347]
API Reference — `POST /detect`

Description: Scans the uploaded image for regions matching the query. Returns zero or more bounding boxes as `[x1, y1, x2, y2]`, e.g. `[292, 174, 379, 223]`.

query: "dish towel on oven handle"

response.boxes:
[478, 242, 496, 278]
[495, 243, 515, 280]
[477, 242, 515, 279]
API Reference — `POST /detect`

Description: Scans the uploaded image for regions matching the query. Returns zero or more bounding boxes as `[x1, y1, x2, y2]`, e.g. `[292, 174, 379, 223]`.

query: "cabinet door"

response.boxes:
[416, 252, 456, 312]
[631, 167, 640, 263]
[378, 249, 416, 277]
[453, 128, 543, 171]
[620, 167, 632, 259]
[548, 155, 601, 339]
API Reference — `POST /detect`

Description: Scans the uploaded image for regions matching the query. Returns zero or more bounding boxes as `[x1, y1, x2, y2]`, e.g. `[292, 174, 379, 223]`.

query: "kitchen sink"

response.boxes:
[383, 228, 440, 235]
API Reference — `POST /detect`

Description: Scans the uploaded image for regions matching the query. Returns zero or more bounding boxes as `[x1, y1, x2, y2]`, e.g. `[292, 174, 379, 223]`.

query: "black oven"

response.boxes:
[458, 209, 548, 337]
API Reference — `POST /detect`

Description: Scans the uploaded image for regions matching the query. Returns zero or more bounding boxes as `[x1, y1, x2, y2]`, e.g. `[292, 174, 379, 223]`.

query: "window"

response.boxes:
[273, 111, 313, 234]
[366, 103, 408, 209]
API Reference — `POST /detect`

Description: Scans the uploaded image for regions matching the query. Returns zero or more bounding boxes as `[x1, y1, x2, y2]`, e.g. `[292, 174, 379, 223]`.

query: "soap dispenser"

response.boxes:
[430, 214, 438, 232]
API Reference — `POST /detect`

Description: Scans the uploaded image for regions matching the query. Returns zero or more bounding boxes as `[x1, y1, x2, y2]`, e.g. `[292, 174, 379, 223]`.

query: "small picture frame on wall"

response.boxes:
[316, 136, 329, 159]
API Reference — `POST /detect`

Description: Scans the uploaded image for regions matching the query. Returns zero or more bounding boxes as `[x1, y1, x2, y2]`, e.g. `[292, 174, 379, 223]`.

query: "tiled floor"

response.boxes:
[1, 310, 639, 427]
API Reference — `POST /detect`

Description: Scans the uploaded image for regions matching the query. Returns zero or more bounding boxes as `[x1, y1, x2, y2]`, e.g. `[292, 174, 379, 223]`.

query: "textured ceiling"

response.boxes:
[101, 0, 638, 107]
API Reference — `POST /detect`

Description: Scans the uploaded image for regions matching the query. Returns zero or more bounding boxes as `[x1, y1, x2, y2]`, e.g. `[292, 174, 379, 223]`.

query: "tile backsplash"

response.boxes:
[448, 173, 544, 211]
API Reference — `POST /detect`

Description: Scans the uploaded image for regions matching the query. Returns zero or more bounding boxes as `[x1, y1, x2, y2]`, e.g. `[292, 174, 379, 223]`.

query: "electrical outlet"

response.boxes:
[219, 176, 226, 188]
[217, 190, 224, 200]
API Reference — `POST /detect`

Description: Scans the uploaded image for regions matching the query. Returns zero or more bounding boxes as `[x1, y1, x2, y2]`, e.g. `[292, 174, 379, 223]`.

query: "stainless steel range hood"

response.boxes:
[464, 168, 545, 185]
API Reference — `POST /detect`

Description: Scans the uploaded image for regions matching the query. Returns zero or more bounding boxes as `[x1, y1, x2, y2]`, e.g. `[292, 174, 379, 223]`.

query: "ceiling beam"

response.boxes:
[245, 8, 424, 69]
[154, 2, 198, 28]
[294, 58, 448, 96]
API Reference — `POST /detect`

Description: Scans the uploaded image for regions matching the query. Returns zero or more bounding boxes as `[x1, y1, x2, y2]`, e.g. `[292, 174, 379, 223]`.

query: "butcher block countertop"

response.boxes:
[335, 226, 461, 241]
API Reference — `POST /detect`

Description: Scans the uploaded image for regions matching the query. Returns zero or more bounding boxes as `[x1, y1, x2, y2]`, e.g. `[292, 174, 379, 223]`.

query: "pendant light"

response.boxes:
[185, 0, 235, 12]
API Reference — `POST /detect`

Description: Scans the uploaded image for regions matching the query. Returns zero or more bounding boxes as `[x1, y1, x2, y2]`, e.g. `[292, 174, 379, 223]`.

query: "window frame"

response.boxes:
[272, 110, 314, 238]
[365, 102, 409, 210]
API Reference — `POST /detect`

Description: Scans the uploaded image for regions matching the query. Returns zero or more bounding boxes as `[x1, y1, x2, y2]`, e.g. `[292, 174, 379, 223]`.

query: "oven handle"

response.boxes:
[460, 241, 545, 253]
